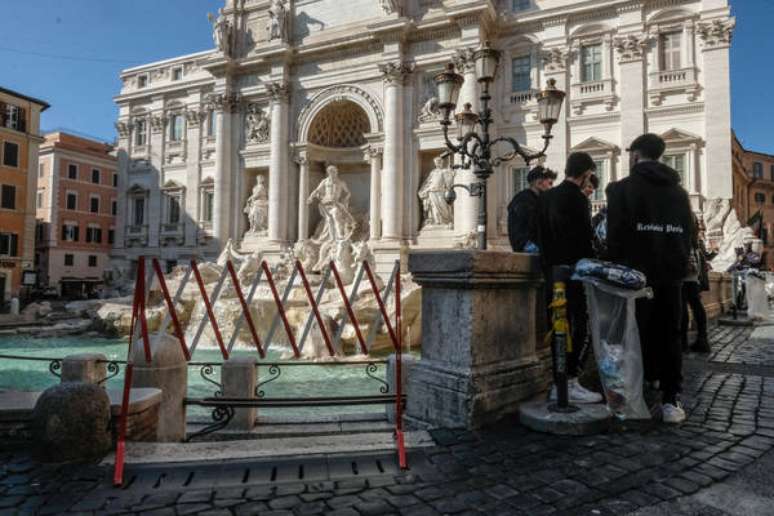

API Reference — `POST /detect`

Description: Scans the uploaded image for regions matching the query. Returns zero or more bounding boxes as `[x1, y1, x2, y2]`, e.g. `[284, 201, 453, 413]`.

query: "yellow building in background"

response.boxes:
[0, 86, 49, 309]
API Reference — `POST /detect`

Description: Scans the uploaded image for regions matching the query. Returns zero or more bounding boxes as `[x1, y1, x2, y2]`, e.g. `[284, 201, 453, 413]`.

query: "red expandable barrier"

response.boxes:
[394, 264, 407, 469]
[296, 260, 336, 357]
[151, 258, 191, 361]
[363, 261, 399, 351]
[261, 261, 301, 358]
[329, 261, 368, 355]
[226, 260, 265, 358]
[191, 260, 230, 360]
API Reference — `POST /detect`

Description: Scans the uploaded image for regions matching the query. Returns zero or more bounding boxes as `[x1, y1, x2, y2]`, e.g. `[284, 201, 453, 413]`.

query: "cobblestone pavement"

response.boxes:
[3, 325, 774, 515]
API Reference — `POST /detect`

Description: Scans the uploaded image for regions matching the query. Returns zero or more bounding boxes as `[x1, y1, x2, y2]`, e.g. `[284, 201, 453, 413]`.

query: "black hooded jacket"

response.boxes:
[537, 180, 594, 268]
[507, 188, 539, 251]
[606, 160, 694, 285]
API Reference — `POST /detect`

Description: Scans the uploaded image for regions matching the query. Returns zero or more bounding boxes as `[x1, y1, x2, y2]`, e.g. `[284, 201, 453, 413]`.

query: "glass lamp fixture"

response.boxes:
[454, 103, 480, 140]
[434, 63, 464, 112]
[536, 79, 566, 136]
[473, 41, 501, 83]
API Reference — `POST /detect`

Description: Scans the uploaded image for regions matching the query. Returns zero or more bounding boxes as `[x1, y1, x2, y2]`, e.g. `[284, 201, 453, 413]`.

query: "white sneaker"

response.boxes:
[549, 379, 603, 404]
[662, 402, 686, 424]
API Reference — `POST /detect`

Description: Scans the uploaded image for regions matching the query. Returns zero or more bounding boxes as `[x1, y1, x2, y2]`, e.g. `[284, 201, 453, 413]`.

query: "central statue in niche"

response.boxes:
[307, 165, 356, 242]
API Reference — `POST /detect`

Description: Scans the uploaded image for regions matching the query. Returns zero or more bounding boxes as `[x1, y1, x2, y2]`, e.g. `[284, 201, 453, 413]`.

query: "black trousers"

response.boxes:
[544, 269, 586, 378]
[636, 282, 683, 401]
[681, 281, 708, 347]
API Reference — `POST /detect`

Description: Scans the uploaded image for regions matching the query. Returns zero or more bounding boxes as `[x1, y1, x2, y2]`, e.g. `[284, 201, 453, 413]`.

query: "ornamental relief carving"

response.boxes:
[613, 33, 653, 62]
[186, 109, 206, 127]
[542, 47, 572, 72]
[150, 114, 167, 133]
[267, 82, 291, 103]
[697, 18, 735, 49]
[452, 48, 476, 73]
[245, 104, 271, 144]
[115, 121, 131, 138]
[379, 62, 415, 86]
[297, 84, 385, 139]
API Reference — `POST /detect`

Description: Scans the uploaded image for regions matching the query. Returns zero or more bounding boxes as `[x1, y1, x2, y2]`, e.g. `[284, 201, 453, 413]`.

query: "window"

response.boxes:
[2, 104, 26, 132]
[64, 254, 74, 266]
[512, 0, 531, 10]
[113, 173, 118, 187]
[660, 32, 682, 71]
[62, 224, 79, 242]
[663, 154, 686, 185]
[167, 195, 181, 224]
[207, 110, 216, 137]
[68, 164, 78, 180]
[91, 169, 100, 184]
[2, 141, 19, 167]
[592, 160, 607, 202]
[202, 190, 215, 222]
[753, 162, 763, 179]
[581, 44, 603, 82]
[512, 167, 529, 194]
[35, 223, 44, 242]
[66, 192, 77, 210]
[1, 185, 16, 209]
[85, 226, 102, 244]
[39, 163, 44, 177]
[511, 55, 531, 93]
[172, 67, 183, 81]
[0, 233, 19, 257]
[137, 75, 148, 88]
[169, 114, 184, 142]
[111, 200, 117, 216]
[90, 196, 100, 214]
[36, 191, 43, 209]
[755, 192, 766, 204]
[135, 120, 147, 146]
[108, 229, 115, 245]
[88, 255, 98, 267]
[133, 197, 145, 226]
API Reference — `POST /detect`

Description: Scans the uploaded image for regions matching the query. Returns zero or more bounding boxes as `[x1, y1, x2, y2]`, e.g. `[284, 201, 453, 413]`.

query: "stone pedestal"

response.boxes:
[62, 353, 107, 384]
[406, 250, 550, 429]
[222, 356, 257, 430]
[130, 335, 188, 442]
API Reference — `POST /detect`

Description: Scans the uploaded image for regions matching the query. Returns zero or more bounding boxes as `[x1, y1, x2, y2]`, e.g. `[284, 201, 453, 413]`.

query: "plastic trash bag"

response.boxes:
[574, 258, 647, 290]
[579, 277, 652, 420]
[746, 271, 769, 320]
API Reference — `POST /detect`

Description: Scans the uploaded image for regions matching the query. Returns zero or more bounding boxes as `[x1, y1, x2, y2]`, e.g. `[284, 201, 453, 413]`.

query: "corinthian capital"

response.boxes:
[613, 33, 652, 63]
[379, 62, 414, 86]
[267, 82, 291, 103]
[207, 92, 240, 112]
[451, 48, 477, 74]
[697, 18, 735, 50]
[541, 47, 571, 73]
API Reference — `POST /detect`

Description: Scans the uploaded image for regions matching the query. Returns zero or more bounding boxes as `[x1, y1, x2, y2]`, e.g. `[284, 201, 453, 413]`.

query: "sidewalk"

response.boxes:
[2, 325, 774, 515]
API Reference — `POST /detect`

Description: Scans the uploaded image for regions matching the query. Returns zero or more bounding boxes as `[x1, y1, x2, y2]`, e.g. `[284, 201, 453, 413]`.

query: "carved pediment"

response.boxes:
[571, 137, 619, 154]
[661, 128, 702, 143]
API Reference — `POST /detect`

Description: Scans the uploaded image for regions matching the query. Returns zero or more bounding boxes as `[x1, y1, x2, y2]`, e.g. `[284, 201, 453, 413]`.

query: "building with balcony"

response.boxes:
[36, 132, 117, 297]
[732, 131, 774, 269]
[0, 86, 49, 309]
[113, 0, 734, 274]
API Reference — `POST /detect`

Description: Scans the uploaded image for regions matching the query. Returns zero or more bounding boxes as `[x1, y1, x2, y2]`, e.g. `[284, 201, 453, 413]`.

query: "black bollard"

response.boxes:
[548, 266, 578, 414]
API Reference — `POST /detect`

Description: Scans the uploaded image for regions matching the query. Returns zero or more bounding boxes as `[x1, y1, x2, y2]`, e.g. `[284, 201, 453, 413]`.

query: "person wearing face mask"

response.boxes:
[606, 133, 694, 424]
[507, 166, 557, 253]
[537, 152, 602, 404]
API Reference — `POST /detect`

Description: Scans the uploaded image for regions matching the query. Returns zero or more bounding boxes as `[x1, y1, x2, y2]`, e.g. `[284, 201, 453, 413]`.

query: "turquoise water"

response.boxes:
[0, 335, 397, 418]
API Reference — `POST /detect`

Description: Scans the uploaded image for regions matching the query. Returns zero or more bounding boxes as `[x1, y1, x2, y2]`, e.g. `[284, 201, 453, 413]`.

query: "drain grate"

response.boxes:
[109, 451, 425, 493]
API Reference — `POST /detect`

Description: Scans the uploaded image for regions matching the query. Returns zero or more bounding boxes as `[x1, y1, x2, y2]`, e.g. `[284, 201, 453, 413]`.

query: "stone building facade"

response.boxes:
[0, 86, 48, 308]
[113, 0, 735, 274]
[732, 132, 774, 270]
[36, 132, 118, 297]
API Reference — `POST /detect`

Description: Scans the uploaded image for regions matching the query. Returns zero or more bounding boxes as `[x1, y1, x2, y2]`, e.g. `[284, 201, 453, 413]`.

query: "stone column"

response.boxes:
[405, 251, 549, 429]
[699, 19, 734, 199]
[615, 34, 649, 173]
[213, 93, 236, 246]
[61, 353, 107, 385]
[452, 48, 480, 237]
[380, 62, 412, 242]
[296, 154, 310, 241]
[367, 147, 383, 240]
[268, 82, 291, 244]
[222, 356, 257, 430]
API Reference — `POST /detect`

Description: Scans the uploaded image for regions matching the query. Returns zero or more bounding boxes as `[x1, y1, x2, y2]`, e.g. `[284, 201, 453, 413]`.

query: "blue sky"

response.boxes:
[0, 0, 771, 153]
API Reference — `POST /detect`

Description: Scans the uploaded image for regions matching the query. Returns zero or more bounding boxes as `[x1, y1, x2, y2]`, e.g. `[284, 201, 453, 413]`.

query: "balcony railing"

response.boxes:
[649, 67, 697, 91]
[161, 223, 184, 235]
[510, 90, 536, 105]
[571, 79, 614, 100]
[127, 225, 147, 235]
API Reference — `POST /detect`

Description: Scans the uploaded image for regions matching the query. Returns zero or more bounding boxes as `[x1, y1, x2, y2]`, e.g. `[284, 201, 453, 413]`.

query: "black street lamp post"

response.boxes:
[435, 42, 566, 250]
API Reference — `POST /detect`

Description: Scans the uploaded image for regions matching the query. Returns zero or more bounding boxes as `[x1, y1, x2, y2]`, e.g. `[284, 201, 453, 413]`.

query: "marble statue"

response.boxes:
[245, 104, 270, 144]
[268, 0, 288, 41]
[208, 9, 233, 56]
[244, 176, 269, 234]
[379, 0, 400, 15]
[307, 165, 356, 243]
[706, 200, 756, 272]
[418, 156, 455, 228]
[418, 96, 440, 124]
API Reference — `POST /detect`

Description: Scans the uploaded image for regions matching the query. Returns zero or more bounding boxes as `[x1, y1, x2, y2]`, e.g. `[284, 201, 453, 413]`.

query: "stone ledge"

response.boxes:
[408, 250, 542, 288]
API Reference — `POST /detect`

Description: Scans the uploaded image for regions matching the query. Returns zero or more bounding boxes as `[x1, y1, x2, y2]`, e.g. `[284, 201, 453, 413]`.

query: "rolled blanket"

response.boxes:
[572, 258, 647, 290]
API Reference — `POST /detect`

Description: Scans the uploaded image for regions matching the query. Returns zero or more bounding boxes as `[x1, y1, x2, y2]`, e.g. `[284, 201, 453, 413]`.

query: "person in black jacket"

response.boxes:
[537, 152, 602, 404]
[606, 133, 694, 424]
[507, 166, 557, 252]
